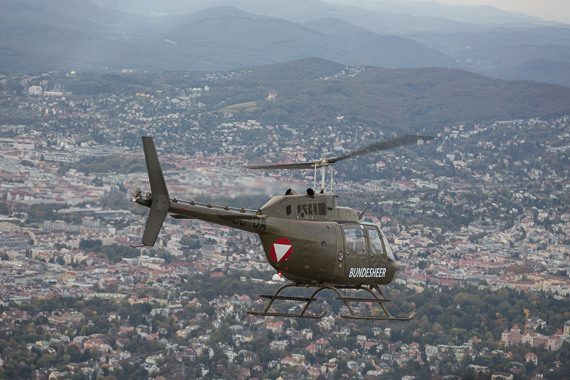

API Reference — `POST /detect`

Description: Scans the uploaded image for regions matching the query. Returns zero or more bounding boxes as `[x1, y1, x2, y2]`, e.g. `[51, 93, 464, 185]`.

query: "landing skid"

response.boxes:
[247, 283, 416, 321]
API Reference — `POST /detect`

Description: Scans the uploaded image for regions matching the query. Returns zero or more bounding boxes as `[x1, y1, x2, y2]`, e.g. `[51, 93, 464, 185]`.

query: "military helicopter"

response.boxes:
[134, 135, 433, 320]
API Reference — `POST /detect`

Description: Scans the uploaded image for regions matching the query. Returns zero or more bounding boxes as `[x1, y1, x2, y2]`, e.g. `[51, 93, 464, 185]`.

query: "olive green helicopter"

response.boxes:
[134, 135, 433, 320]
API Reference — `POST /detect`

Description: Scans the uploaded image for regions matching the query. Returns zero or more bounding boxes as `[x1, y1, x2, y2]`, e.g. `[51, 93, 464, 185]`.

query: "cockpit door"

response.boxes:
[365, 225, 386, 268]
[342, 225, 369, 277]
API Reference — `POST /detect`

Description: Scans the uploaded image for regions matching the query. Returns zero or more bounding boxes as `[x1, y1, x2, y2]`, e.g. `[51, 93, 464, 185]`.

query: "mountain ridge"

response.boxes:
[0, 3, 455, 73]
[1, 0, 569, 86]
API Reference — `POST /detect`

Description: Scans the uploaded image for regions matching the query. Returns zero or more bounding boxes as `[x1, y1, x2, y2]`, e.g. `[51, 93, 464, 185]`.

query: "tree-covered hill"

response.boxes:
[200, 60, 570, 133]
[9, 58, 570, 134]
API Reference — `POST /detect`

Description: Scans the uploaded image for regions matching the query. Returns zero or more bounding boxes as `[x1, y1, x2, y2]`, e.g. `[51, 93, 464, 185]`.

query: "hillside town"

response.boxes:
[0, 72, 569, 378]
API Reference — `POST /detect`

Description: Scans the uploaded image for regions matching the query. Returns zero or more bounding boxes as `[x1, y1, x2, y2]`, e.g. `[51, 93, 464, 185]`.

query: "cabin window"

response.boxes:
[286, 205, 292, 215]
[296, 202, 327, 217]
[344, 227, 366, 255]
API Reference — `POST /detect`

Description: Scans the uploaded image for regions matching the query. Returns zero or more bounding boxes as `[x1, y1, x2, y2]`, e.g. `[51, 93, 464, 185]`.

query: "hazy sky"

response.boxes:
[421, 0, 570, 24]
[328, 0, 570, 24]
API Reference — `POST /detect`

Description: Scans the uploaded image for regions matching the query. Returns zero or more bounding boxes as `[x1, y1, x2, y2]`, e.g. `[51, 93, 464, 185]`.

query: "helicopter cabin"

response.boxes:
[259, 189, 359, 222]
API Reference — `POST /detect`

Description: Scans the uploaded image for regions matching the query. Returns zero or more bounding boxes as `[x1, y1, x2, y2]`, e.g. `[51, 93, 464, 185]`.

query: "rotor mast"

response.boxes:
[312, 159, 334, 193]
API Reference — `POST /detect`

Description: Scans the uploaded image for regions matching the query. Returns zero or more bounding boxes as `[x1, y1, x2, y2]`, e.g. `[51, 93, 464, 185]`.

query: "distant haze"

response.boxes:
[437, 0, 570, 24]
[2, 0, 570, 85]
[327, 0, 570, 24]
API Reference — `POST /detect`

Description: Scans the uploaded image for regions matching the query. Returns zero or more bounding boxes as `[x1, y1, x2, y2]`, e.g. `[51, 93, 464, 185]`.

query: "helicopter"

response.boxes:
[134, 135, 433, 320]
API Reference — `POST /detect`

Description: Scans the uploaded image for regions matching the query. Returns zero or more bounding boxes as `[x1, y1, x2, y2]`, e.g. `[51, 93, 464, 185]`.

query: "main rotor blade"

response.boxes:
[244, 162, 317, 170]
[329, 135, 434, 164]
[245, 135, 434, 171]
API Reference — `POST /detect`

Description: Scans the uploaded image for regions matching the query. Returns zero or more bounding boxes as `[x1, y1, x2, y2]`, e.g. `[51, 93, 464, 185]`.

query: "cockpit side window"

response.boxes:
[343, 227, 366, 255]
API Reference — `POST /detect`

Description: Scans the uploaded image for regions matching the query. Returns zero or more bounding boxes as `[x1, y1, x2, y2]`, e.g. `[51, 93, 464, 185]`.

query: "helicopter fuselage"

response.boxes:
[137, 191, 400, 287]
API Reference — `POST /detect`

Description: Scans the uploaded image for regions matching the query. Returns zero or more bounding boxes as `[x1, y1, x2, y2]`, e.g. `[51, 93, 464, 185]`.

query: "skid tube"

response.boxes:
[247, 283, 416, 321]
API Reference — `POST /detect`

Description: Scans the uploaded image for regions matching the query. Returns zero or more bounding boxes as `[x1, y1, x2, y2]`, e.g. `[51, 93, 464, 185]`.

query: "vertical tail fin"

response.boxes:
[141, 136, 171, 246]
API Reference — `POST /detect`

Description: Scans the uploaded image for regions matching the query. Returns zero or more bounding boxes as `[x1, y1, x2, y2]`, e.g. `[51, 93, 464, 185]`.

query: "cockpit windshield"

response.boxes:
[367, 227, 384, 255]
[378, 229, 396, 261]
[364, 225, 396, 261]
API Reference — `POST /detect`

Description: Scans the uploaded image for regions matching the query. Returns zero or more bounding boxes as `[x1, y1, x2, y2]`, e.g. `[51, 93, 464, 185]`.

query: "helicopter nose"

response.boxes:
[391, 262, 403, 277]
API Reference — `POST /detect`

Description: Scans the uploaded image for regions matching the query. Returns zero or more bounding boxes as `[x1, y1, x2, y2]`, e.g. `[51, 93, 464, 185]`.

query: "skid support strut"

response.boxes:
[248, 283, 416, 321]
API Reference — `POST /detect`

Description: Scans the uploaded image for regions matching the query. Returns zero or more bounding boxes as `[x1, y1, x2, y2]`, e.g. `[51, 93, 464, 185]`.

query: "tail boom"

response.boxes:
[137, 137, 269, 246]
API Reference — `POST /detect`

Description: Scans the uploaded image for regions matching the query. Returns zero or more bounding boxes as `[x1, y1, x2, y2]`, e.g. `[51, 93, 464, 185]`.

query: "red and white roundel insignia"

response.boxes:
[270, 238, 292, 262]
